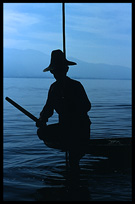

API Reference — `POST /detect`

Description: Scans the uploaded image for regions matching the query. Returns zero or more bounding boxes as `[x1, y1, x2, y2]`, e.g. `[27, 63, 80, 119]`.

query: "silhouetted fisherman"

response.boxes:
[36, 49, 91, 169]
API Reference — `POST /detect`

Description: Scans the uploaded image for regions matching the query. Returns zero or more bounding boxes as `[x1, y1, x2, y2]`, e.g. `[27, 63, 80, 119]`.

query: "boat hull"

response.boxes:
[44, 137, 132, 157]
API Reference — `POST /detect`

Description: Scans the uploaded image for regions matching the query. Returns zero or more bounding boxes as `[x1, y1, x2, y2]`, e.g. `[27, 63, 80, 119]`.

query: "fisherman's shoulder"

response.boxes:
[67, 77, 83, 87]
[49, 81, 58, 92]
[50, 80, 57, 87]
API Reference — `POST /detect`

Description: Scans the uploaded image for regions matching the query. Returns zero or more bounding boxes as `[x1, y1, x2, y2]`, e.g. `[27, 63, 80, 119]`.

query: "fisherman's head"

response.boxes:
[43, 49, 76, 80]
[50, 65, 69, 80]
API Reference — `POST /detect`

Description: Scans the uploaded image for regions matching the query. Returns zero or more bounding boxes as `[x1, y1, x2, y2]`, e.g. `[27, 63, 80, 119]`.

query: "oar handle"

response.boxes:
[5, 97, 38, 122]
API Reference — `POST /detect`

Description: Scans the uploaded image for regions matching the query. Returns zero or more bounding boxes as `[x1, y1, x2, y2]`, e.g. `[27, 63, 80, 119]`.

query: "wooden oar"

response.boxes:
[5, 97, 38, 122]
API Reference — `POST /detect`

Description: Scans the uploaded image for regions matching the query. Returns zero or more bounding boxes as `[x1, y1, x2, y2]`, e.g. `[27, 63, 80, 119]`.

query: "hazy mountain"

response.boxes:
[68, 57, 131, 80]
[4, 48, 131, 80]
[4, 48, 51, 78]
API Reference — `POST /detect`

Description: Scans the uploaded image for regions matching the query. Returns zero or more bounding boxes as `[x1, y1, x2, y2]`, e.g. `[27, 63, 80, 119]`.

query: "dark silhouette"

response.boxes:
[36, 49, 91, 169]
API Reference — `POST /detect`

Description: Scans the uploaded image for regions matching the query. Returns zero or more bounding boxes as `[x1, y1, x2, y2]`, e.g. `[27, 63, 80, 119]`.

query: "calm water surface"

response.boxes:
[3, 78, 132, 201]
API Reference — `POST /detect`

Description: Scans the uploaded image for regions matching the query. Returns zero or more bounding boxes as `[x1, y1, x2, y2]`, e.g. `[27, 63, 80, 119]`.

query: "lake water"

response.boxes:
[3, 77, 132, 201]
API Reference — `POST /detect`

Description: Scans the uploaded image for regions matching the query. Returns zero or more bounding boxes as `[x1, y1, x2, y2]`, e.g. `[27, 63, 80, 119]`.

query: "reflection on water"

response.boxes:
[4, 149, 132, 201]
[34, 156, 131, 201]
[35, 165, 90, 201]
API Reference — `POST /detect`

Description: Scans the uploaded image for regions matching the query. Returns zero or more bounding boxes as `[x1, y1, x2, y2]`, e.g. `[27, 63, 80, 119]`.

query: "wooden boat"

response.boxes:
[87, 137, 131, 156]
[44, 137, 132, 169]
[45, 137, 131, 156]
[87, 137, 132, 169]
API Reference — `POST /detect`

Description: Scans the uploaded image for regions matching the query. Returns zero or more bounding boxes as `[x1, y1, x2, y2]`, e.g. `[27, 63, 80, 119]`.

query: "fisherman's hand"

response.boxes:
[36, 119, 46, 128]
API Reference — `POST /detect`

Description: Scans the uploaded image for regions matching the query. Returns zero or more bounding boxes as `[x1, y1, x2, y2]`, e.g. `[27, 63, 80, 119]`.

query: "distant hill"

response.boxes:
[3, 48, 51, 78]
[4, 48, 131, 80]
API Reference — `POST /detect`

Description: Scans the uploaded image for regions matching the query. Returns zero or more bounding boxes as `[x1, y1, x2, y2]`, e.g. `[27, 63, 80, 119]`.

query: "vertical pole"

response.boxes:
[62, 3, 66, 57]
[62, 3, 68, 168]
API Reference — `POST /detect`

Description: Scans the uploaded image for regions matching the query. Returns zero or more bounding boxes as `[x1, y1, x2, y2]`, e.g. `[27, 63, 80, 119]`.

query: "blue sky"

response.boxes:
[4, 3, 131, 68]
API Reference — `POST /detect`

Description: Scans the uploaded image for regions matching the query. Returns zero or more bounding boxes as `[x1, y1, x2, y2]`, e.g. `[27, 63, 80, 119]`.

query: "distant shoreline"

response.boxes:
[3, 76, 132, 80]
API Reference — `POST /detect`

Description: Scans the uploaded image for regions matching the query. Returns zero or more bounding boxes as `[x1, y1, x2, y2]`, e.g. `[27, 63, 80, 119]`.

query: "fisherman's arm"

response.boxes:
[76, 82, 91, 112]
[36, 85, 54, 127]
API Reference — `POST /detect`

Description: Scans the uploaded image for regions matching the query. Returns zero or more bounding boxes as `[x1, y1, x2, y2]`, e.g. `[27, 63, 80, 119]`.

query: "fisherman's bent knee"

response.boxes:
[37, 127, 46, 140]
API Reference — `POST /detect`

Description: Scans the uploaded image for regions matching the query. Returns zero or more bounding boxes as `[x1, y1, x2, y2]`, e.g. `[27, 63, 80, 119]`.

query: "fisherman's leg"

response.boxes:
[37, 123, 61, 142]
[37, 126, 47, 140]
[69, 156, 80, 169]
[68, 148, 80, 169]
[68, 142, 87, 169]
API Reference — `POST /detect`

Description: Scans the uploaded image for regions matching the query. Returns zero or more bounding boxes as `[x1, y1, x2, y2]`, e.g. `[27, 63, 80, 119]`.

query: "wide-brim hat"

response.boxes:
[43, 49, 77, 72]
